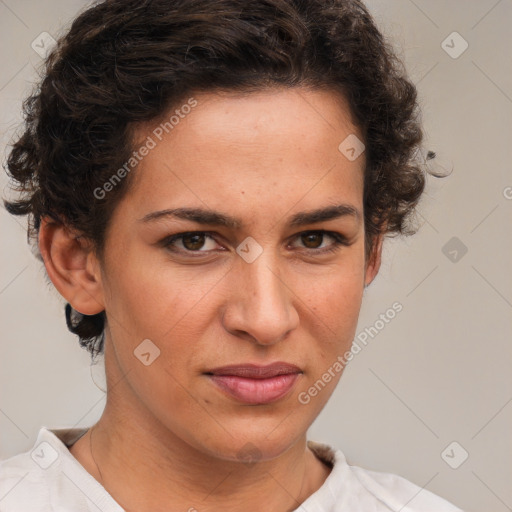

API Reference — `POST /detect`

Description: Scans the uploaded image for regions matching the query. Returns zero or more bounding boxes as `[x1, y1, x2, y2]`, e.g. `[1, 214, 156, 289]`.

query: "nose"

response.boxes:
[221, 252, 300, 346]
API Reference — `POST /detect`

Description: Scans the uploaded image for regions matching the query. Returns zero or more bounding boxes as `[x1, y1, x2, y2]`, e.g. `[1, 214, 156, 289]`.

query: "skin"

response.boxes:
[38, 87, 383, 512]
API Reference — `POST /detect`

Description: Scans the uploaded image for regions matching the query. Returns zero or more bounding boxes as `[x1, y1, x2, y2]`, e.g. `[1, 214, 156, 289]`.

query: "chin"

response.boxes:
[193, 426, 307, 465]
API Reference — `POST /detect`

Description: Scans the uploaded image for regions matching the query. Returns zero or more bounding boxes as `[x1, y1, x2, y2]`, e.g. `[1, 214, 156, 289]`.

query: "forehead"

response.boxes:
[125, 87, 365, 216]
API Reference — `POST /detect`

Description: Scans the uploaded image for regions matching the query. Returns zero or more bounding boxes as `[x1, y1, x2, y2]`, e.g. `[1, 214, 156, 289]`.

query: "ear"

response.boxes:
[38, 217, 105, 315]
[364, 233, 384, 287]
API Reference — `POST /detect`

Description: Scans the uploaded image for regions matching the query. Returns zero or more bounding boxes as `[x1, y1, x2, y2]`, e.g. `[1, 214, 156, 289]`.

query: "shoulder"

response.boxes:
[306, 440, 464, 511]
[0, 446, 51, 510]
[348, 464, 464, 511]
[0, 426, 101, 512]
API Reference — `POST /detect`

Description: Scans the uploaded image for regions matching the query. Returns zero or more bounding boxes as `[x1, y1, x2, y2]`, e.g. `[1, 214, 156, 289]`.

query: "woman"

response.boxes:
[0, 0, 463, 510]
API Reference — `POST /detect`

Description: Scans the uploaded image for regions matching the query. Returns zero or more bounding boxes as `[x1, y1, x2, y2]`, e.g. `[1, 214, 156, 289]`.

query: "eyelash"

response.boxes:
[160, 230, 350, 257]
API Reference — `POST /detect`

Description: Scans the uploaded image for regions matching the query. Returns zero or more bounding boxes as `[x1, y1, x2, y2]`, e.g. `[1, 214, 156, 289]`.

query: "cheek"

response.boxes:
[329, 273, 364, 336]
[303, 275, 364, 365]
[102, 246, 224, 344]
[293, 270, 364, 415]
[295, 252, 366, 378]
[300, 255, 366, 335]
[100, 257, 211, 425]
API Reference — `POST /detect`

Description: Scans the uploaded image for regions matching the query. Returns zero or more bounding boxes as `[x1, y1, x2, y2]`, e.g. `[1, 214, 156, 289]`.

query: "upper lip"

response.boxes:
[206, 362, 302, 379]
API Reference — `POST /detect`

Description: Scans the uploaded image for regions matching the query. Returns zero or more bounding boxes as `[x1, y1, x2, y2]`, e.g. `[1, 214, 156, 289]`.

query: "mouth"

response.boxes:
[205, 362, 302, 405]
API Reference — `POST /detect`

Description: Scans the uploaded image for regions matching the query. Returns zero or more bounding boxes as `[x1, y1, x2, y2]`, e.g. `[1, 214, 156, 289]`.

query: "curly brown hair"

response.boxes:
[3, 0, 434, 358]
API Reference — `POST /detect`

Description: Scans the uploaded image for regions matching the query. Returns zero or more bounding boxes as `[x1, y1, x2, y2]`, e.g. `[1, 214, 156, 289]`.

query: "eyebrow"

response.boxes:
[138, 204, 361, 228]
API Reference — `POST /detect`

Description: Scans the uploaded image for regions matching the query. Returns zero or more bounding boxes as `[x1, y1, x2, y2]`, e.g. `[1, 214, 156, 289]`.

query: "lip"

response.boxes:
[207, 362, 302, 379]
[205, 362, 302, 404]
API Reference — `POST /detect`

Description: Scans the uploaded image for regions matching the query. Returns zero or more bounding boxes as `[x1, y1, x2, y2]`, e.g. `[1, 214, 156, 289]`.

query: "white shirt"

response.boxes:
[0, 426, 463, 511]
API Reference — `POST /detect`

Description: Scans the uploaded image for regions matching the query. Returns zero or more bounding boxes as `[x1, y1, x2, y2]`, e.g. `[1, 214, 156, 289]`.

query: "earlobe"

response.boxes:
[364, 234, 384, 287]
[38, 217, 105, 316]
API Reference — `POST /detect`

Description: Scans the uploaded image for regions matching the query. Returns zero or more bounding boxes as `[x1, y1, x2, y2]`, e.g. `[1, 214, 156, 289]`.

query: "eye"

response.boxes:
[289, 230, 349, 254]
[162, 231, 223, 254]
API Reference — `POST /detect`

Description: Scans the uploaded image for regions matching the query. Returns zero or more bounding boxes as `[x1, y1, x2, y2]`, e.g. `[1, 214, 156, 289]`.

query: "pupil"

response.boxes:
[184, 233, 205, 250]
[303, 232, 322, 248]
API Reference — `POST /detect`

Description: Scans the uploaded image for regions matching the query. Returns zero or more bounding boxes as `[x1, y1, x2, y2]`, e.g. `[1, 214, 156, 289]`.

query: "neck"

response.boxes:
[82, 404, 327, 512]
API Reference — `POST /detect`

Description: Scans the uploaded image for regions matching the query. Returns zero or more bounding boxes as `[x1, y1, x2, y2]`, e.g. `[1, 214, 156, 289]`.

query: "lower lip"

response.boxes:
[208, 373, 300, 404]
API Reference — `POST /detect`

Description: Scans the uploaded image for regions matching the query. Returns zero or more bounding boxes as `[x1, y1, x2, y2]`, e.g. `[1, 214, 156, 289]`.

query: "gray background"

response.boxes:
[1, 1, 511, 511]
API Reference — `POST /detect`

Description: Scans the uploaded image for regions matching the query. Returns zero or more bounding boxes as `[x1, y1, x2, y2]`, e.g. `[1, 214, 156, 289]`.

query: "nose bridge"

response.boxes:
[246, 252, 285, 308]
[225, 248, 298, 345]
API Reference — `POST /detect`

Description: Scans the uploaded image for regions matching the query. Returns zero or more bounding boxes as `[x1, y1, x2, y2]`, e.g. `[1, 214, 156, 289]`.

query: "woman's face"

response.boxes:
[96, 87, 380, 461]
